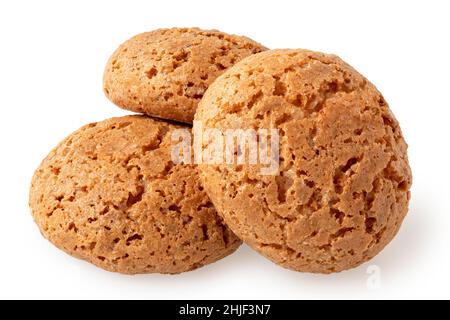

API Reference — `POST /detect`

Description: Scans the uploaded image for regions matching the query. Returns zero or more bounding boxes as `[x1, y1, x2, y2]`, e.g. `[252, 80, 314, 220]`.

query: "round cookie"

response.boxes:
[194, 49, 412, 273]
[29, 115, 241, 274]
[103, 28, 267, 123]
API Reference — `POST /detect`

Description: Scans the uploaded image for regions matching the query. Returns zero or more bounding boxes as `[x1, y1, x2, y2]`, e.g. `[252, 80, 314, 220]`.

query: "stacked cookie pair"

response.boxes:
[30, 28, 412, 275]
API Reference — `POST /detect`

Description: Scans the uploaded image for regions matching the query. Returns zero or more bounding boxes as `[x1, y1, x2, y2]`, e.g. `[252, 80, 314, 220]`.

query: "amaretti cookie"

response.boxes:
[29, 115, 241, 274]
[194, 49, 412, 273]
[103, 28, 267, 123]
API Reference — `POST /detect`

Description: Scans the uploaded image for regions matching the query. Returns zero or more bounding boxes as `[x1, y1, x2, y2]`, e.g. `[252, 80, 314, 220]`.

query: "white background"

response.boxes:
[0, 0, 449, 300]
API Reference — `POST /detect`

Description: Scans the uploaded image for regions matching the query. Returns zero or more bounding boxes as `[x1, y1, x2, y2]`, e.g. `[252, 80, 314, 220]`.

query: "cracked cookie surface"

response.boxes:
[103, 28, 267, 123]
[195, 49, 412, 273]
[29, 115, 241, 274]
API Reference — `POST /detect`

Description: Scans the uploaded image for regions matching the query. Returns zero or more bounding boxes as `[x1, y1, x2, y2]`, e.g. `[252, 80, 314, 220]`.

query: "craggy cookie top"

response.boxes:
[103, 28, 267, 123]
[195, 49, 412, 273]
[29, 116, 241, 274]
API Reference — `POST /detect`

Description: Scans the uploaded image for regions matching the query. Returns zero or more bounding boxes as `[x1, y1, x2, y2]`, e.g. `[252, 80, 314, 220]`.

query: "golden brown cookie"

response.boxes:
[29, 115, 241, 274]
[194, 49, 412, 273]
[103, 28, 267, 123]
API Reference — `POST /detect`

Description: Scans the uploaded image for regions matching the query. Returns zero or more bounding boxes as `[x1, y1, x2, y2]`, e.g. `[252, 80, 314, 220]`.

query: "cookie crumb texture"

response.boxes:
[103, 28, 266, 123]
[195, 49, 412, 273]
[29, 116, 241, 274]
